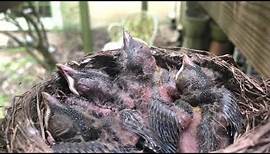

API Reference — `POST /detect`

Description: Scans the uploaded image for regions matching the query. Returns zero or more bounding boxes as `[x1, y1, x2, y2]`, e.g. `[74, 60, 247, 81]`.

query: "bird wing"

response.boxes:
[149, 100, 181, 153]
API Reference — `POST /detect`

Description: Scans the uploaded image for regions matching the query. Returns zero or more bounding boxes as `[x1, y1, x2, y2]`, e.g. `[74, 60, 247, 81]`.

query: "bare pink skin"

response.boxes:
[143, 56, 157, 75]
[115, 123, 140, 146]
[158, 83, 180, 104]
[118, 92, 135, 109]
[142, 86, 153, 103]
[65, 97, 113, 117]
[87, 103, 113, 117]
[166, 84, 181, 100]
[174, 109, 193, 130]
[138, 86, 153, 114]
[101, 113, 140, 146]
[158, 85, 174, 103]
[178, 107, 202, 153]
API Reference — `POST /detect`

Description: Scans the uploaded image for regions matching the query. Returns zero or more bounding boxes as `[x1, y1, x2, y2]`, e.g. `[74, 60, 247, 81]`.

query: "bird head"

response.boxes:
[57, 64, 113, 100]
[56, 64, 83, 96]
[122, 31, 156, 76]
[175, 55, 209, 92]
[122, 31, 149, 51]
[42, 92, 64, 108]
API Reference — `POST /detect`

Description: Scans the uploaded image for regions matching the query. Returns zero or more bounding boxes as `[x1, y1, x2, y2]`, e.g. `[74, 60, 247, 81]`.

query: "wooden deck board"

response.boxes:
[200, 1, 270, 77]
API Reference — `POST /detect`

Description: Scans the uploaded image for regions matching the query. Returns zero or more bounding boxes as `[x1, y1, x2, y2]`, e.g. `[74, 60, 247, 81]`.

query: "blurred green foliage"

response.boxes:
[0, 47, 39, 118]
[61, 2, 81, 32]
[123, 12, 155, 44]
[109, 12, 156, 45]
[0, 95, 8, 118]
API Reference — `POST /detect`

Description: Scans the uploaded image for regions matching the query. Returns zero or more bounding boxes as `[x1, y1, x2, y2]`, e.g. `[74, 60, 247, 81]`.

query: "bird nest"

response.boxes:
[0, 34, 269, 153]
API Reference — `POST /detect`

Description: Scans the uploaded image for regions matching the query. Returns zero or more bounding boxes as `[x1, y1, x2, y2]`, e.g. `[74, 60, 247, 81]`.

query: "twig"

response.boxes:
[27, 2, 49, 47]
[213, 120, 270, 153]
[36, 92, 45, 141]
[10, 124, 18, 153]
[25, 16, 37, 42]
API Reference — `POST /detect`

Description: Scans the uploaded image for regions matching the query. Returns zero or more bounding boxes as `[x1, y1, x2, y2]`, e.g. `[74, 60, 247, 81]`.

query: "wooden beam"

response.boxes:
[199, 2, 270, 78]
[79, 1, 92, 53]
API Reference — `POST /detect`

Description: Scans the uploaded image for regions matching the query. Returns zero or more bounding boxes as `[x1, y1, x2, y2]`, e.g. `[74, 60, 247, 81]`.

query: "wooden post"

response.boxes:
[142, 1, 148, 11]
[79, 1, 92, 53]
[179, 2, 185, 25]
[182, 2, 210, 50]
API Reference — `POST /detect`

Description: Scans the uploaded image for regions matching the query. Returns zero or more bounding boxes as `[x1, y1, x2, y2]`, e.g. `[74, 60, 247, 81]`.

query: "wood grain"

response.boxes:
[199, 1, 270, 78]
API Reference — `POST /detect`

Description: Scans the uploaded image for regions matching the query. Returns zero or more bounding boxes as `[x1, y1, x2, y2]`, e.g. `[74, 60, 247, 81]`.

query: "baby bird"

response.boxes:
[152, 67, 181, 103]
[121, 31, 157, 77]
[59, 95, 141, 149]
[42, 92, 101, 143]
[56, 64, 116, 102]
[64, 95, 115, 119]
[52, 141, 141, 153]
[175, 54, 214, 105]
[57, 64, 136, 110]
[119, 108, 163, 153]
[175, 54, 244, 152]
[119, 99, 194, 153]
[148, 99, 193, 153]
[197, 103, 233, 152]
[176, 101, 233, 153]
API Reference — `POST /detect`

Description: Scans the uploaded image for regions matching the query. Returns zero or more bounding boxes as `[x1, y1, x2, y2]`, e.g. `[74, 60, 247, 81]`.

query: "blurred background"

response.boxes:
[0, 1, 269, 117]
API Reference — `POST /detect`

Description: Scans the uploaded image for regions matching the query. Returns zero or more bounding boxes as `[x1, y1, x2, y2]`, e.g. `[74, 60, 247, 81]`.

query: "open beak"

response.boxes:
[42, 92, 62, 106]
[42, 92, 70, 130]
[56, 64, 80, 96]
[123, 31, 148, 50]
[175, 55, 194, 80]
[123, 31, 132, 50]
[42, 92, 52, 104]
